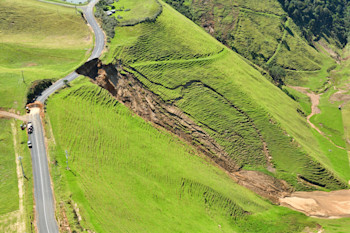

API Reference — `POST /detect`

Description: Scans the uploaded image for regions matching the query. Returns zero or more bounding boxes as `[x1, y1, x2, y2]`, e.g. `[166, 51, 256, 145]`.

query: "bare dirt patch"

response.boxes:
[22, 62, 37, 67]
[76, 59, 292, 203]
[330, 84, 350, 106]
[280, 189, 350, 219]
[288, 86, 322, 134]
[316, 40, 341, 63]
[289, 86, 348, 149]
[0, 111, 27, 121]
[232, 170, 292, 203]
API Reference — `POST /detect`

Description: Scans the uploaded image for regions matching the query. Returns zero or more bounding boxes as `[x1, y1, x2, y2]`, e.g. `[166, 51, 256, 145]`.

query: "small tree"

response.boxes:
[268, 65, 285, 87]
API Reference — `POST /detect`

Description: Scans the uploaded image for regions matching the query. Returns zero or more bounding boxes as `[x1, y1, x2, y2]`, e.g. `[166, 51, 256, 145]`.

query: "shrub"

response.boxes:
[27, 79, 53, 103]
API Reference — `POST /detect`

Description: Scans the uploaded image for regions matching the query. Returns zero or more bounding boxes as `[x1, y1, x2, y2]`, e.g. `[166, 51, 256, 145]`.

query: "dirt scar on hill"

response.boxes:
[279, 189, 350, 219]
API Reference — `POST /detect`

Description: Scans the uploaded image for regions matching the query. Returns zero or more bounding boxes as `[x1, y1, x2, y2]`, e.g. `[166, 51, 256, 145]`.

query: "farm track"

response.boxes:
[0, 111, 27, 121]
[238, 6, 282, 18]
[289, 85, 349, 151]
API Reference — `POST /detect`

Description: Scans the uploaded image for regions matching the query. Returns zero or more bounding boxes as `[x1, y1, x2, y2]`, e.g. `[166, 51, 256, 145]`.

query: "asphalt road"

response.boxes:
[30, 0, 105, 232]
[37, 0, 104, 103]
[29, 108, 58, 233]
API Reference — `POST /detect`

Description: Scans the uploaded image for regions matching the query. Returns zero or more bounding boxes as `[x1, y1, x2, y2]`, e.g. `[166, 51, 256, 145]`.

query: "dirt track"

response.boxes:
[286, 86, 350, 218]
[280, 189, 350, 219]
[289, 86, 348, 150]
[0, 111, 27, 121]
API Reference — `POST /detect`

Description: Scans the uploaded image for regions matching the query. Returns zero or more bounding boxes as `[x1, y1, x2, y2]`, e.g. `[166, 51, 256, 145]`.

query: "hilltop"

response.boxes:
[99, 0, 350, 190]
[164, 0, 348, 89]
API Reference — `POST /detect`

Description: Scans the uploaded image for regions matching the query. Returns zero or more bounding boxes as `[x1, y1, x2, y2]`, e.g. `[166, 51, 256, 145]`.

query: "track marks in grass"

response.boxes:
[47, 80, 269, 232]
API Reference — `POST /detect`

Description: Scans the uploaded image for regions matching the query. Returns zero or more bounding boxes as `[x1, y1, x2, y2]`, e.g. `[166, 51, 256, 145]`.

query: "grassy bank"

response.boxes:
[0, 120, 18, 224]
[104, 1, 349, 189]
[46, 77, 317, 232]
[0, 0, 92, 111]
[0, 119, 33, 232]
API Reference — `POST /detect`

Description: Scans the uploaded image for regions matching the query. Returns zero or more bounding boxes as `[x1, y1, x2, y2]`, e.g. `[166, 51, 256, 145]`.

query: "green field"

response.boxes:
[109, 0, 161, 25]
[0, 120, 18, 216]
[0, 0, 91, 231]
[0, 0, 92, 111]
[104, 1, 350, 189]
[46, 77, 319, 232]
[0, 118, 33, 233]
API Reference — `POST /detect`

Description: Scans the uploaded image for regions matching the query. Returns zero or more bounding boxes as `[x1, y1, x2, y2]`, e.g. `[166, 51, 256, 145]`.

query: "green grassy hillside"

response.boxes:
[0, 0, 91, 111]
[164, 0, 337, 88]
[0, 120, 18, 216]
[46, 77, 317, 232]
[102, 1, 350, 189]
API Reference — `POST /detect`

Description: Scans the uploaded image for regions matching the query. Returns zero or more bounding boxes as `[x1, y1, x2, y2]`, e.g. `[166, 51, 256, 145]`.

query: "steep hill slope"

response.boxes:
[99, 0, 350, 191]
[0, 0, 92, 111]
[164, 0, 338, 88]
[46, 77, 318, 232]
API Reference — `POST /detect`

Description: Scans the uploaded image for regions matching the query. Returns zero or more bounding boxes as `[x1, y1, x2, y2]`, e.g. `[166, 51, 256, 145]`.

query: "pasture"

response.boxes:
[106, 1, 350, 188]
[46, 77, 317, 232]
[0, 0, 92, 111]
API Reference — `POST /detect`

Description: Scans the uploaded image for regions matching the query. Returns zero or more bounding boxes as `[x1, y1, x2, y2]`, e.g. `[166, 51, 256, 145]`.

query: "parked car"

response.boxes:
[27, 121, 33, 134]
[27, 141, 32, 148]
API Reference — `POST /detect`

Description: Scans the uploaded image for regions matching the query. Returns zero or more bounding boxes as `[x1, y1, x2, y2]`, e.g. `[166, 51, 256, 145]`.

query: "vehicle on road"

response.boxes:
[27, 121, 33, 134]
[27, 140, 32, 148]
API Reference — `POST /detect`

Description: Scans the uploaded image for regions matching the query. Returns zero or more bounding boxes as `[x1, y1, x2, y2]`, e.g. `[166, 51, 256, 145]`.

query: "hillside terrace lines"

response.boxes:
[126, 62, 274, 170]
[266, 17, 290, 65]
[238, 6, 283, 18]
[132, 49, 227, 67]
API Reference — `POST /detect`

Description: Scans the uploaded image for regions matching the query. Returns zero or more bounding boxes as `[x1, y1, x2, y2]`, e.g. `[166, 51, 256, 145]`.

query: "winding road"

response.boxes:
[29, 0, 104, 232]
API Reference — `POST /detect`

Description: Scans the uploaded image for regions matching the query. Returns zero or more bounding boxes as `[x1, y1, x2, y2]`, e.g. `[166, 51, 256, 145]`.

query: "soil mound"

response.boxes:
[280, 189, 350, 218]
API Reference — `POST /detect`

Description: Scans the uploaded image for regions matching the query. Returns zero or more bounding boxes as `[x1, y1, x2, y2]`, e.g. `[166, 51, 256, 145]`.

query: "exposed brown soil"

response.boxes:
[285, 86, 350, 218]
[330, 84, 350, 107]
[0, 110, 27, 121]
[76, 59, 292, 203]
[289, 85, 348, 151]
[289, 86, 322, 134]
[280, 189, 350, 219]
[23, 62, 37, 67]
[58, 202, 71, 233]
[316, 40, 341, 63]
[232, 170, 292, 203]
